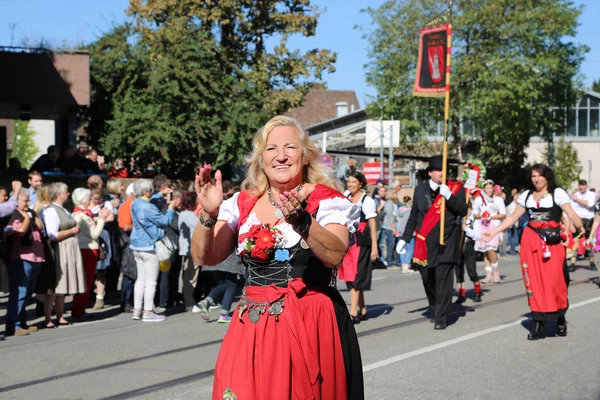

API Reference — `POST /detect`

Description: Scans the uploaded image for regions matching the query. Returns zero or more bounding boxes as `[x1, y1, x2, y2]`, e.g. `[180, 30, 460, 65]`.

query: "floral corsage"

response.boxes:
[239, 224, 288, 262]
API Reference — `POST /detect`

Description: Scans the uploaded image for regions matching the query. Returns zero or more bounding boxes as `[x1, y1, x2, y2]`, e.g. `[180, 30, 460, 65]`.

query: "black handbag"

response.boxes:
[530, 226, 562, 245]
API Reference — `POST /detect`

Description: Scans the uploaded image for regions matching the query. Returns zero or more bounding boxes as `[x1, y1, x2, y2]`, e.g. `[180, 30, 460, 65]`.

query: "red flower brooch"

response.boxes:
[239, 224, 285, 262]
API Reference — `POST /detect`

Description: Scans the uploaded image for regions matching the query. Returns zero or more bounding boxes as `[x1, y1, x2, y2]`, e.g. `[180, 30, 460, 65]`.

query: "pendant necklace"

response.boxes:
[268, 183, 305, 219]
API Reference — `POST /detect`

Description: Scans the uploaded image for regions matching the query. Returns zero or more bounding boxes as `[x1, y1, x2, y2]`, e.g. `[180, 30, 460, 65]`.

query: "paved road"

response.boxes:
[1, 255, 600, 400]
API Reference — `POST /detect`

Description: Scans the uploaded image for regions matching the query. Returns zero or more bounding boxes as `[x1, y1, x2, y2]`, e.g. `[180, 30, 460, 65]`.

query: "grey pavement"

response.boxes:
[1, 254, 600, 400]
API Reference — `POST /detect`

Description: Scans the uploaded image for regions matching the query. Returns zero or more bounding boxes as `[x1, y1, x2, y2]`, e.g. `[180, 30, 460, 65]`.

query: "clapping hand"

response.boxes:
[195, 164, 223, 218]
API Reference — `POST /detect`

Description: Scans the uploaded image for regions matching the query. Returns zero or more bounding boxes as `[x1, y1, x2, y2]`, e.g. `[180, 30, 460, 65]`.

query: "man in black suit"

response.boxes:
[396, 155, 468, 330]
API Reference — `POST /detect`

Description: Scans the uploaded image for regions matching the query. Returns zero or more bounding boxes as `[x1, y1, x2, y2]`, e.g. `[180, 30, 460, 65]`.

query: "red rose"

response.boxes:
[250, 246, 269, 261]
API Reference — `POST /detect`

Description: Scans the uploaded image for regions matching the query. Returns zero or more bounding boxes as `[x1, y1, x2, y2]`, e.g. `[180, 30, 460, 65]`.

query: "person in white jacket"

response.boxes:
[72, 188, 111, 318]
[473, 180, 507, 283]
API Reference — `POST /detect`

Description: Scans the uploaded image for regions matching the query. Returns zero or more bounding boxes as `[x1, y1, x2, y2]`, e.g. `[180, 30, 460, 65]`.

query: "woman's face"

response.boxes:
[261, 125, 307, 187]
[531, 169, 548, 191]
[90, 193, 101, 207]
[57, 190, 69, 205]
[17, 194, 30, 212]
[483, 183, 494, 197]
[118, 184, 125, 195]
[79, 196, 91, 209]
[347, 176, 362, 195]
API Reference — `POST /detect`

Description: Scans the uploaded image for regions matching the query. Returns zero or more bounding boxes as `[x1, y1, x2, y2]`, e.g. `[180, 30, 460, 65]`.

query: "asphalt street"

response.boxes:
[1, 254, 600, 400]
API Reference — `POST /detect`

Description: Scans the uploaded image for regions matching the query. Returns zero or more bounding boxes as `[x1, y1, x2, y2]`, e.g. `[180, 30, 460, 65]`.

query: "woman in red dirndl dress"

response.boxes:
[484, 164, 585, 340]
[191, 116, 364, 400]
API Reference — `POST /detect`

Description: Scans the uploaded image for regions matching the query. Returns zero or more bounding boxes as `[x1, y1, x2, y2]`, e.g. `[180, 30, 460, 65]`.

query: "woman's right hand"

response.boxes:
[195, 164, 223, 218]
[482, 231, 496, 242]
[71, 226, 80, 235]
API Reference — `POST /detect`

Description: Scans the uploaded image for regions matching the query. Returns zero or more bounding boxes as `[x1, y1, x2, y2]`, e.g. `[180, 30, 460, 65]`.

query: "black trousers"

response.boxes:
[456, 240, 479, 284]
[420, 262, 455, 324]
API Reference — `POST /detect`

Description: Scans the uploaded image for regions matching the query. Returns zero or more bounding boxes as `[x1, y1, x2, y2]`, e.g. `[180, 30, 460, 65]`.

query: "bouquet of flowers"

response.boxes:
[239, 224, 286, 262]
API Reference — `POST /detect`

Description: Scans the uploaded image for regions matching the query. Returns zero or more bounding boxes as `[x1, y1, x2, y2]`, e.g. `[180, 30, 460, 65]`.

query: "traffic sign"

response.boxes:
[320, 153, 333, 167]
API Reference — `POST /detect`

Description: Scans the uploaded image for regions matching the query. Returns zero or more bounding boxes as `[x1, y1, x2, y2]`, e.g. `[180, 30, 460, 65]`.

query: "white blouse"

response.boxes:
[218, 192, 360, 254]
[342, 190, 378, 219]
[472, 195, 506, 228]
[517, 188, 570, 208]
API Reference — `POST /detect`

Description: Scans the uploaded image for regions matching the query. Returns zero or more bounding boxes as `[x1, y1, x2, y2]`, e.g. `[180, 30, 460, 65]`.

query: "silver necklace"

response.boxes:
[267, 183, 305, 219]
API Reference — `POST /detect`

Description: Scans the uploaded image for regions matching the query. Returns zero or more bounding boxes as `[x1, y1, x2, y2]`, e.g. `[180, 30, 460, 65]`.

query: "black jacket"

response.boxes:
[401, 181, 468, 267]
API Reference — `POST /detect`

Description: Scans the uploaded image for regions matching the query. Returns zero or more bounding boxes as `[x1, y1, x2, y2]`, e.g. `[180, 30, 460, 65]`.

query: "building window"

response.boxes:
[578, 108, 588, 136]
[591, 108, 599, 137]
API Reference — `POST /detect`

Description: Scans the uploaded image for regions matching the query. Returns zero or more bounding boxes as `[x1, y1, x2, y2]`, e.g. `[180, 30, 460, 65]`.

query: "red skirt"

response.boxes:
[213, 279, 347, 400]
[520, 225, 568, 317]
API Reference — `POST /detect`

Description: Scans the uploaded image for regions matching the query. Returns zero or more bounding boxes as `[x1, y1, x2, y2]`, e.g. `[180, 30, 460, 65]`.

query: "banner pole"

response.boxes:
[440, 0, 453, 246]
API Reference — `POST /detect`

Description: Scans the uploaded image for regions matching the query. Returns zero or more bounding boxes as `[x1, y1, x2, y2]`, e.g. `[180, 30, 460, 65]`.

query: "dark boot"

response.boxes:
[590, 262, 597, 271]
[557, 317, 567, 337]
[568, 263, 576, 273]
[527, 321, 546, 340]
[474, 292, 482, 303]
[455, 288, 467, 304]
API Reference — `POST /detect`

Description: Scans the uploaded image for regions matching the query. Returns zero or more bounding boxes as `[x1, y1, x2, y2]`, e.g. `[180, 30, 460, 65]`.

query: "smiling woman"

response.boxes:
[192, 115, 364, 399]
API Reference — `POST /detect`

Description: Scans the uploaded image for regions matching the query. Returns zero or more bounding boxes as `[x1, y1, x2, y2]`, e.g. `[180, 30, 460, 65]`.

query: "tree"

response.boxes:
[363, 0, 588, 180]
[84, 1, 336, 177]
[12, 120, 39, 168]
[593, 78, 600, 93]
[542, 136, 582, 188]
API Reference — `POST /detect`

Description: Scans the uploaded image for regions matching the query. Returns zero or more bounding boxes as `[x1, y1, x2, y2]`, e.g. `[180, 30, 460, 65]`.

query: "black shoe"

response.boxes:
[474, 292, 482, 303]
[557, 317, 567, 337]
[568, 263, 576, 273]
[351, 315, 360, 325]
[434, 322, 447, 330]
[455, 296, 466, 305]
[0, 334, 4, 341]
[590, 262, 597, 271]
[359, 312, 369, 322]
[527, 321, 546, 340]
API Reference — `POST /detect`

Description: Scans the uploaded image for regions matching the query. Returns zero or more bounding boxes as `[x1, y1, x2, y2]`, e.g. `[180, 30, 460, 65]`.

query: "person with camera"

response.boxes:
[5, 188, 44, 336]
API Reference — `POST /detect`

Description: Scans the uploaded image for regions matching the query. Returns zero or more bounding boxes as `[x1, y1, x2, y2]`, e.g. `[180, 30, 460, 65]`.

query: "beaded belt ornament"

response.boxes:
[238, 287, 284, 323]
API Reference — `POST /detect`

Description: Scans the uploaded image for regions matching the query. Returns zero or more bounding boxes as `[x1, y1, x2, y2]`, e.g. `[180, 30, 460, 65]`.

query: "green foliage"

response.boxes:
[82, 1, 336, 177]
[12, 120, 39, 168]
[593, 78, 600, 93]
[362, 0, 588, 177]
[542, 136, 582, 188]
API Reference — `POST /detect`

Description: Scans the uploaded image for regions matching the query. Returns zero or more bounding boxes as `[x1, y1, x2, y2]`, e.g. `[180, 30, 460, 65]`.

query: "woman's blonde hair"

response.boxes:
[242, 115, 343, 195]
[106, 178, 122, 196]
[33, 185, 52, 214]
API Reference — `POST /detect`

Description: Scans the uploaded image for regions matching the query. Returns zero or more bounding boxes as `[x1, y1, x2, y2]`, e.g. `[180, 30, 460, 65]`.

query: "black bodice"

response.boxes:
[525, 191, 562, 223]
[241, 242, 333, 288]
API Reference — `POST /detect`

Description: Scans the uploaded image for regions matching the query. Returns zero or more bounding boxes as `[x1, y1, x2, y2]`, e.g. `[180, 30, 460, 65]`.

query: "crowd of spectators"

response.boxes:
[0, 173, 244, 340]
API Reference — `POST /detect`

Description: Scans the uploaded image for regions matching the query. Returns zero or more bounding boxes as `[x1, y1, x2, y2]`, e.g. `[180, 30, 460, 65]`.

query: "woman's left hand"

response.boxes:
[278, 189, 307, 227]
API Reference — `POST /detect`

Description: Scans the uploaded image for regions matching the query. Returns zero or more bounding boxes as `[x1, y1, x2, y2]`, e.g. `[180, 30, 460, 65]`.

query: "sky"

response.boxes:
[1, 0, 599, 108]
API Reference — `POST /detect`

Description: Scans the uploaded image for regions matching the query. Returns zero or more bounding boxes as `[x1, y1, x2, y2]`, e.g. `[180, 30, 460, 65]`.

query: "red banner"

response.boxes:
[413, 24, 451, 97]
[362, 162, 390, 184]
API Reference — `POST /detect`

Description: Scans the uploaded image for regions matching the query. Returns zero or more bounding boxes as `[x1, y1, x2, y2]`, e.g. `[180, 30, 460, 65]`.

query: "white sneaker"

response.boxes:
[192, 305, 202, 313]
[132, 310, 142, 321]
[142, 312, 166, 322]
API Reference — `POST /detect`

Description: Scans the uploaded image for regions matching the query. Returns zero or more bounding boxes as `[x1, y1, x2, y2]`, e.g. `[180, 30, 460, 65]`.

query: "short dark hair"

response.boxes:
[578, 179, 587, 186]
[529, 164, 558, 193]
[180, 191, 197, 212]
[152, 174, 171, 190]
[29, 171, 42, 180]
[403, 196, 412, 202]
[348, 171, 368, 188]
